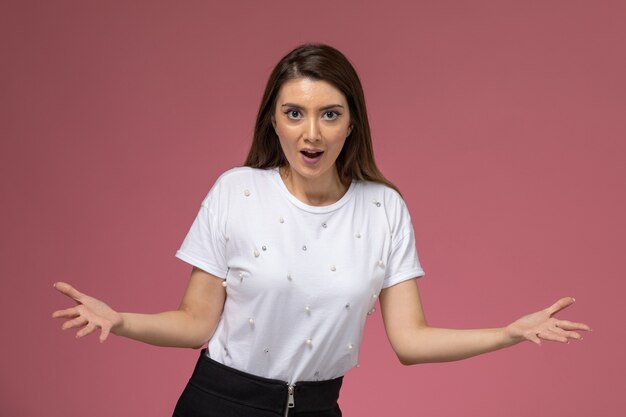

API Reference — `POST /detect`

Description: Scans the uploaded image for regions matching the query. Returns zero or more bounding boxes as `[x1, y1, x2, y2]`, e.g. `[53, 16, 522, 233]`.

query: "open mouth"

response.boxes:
[300, 150, 324, 159]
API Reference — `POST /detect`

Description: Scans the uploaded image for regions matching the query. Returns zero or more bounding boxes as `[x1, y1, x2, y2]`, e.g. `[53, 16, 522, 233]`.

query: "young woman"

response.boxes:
[52, 44, 590, 417]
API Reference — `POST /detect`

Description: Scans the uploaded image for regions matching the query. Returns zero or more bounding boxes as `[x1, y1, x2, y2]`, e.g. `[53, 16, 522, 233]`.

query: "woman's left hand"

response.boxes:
[505, 297, 591, 345]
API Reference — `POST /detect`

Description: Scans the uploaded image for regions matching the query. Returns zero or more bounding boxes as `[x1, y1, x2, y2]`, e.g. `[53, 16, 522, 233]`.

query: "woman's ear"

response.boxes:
[271, 116, 276, 129]
[347, 124, 353, 136]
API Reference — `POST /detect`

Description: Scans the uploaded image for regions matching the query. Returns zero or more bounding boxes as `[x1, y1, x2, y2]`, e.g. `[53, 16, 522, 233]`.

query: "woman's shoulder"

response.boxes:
[199, 167, 276, 206]
[213, 166, 276, 187]
[355, 179, 404, 204]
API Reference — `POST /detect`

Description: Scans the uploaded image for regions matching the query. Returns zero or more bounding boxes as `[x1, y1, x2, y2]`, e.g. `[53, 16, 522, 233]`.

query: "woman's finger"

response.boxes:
[76, 322, 97, 339]
[52, 307, 80, 319]
[526, 331, 542, 346]
[538, 329, 569, 344]
[99, 323, 112, 343]
[546, 297, 575, 316]
[561, 330, 582, 341]
[53, 282, 84, 303]
[552, 325, 582, 340]
[555, 320, 591, 331]
[61, 316, 88, 330]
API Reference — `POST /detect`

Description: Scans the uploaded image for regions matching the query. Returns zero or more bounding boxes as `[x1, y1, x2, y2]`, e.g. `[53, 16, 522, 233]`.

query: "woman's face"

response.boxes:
[272, 77, 352, 186]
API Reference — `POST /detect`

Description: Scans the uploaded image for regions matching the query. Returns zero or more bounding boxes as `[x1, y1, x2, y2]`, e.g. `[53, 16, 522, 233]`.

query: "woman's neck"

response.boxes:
[279, 166, 348, 206]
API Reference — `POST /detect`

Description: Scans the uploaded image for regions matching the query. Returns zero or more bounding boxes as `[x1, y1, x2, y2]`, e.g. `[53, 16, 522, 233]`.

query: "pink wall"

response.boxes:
[2, 1, 624, 415]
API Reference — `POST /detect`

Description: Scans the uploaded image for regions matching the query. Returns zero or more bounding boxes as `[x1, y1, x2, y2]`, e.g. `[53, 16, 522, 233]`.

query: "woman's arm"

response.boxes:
[52, 267, 225, 349]
[379, 279, 590, 365]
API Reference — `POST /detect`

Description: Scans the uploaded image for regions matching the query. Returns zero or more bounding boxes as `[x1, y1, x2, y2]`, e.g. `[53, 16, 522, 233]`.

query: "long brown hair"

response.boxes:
[244, 44, 400, 194]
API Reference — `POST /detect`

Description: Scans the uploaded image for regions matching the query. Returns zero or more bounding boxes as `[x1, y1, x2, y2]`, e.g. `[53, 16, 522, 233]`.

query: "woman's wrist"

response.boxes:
[111, 312, 128, 336]
[502, 324, 526, 346]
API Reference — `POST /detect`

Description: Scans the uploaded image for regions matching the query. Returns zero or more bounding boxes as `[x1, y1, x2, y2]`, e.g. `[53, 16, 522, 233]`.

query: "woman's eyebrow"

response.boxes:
[280, 103, 345, 110]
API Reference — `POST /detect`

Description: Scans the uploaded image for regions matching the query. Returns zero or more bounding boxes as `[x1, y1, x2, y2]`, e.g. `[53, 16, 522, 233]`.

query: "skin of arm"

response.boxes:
[116, 267, 226, 348]
[379, 279, 588, 365]
[53, 267, 225, 349]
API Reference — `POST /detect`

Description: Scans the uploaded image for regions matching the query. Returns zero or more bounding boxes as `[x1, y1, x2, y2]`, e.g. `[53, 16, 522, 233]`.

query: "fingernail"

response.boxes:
[572, 297, 576, 302]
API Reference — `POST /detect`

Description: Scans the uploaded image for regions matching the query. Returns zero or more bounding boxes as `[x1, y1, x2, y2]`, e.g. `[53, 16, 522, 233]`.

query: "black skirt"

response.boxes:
[173, 349, 343, 417]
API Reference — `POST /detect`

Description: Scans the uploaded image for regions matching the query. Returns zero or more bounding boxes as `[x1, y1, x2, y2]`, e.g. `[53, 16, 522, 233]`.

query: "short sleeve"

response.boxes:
[175, 181, 228, 278]
[382, 196, 425, 288]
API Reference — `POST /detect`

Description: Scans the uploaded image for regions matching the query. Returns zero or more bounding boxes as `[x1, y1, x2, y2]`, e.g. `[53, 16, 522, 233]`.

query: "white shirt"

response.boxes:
[176, 167, 424, 383]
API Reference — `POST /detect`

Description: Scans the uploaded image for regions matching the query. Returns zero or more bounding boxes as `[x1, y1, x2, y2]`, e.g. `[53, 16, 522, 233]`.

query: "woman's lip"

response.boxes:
[300, 150, 324, 165]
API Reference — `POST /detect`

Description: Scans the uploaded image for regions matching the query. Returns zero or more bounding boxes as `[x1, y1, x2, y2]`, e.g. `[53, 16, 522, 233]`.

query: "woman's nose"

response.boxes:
[303, 117, 321, 142]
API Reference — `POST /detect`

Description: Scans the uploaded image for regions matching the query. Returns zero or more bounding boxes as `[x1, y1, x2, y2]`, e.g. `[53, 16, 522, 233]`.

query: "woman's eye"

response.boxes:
[323, 111, 340, 120]
[285, 110, 301, 119]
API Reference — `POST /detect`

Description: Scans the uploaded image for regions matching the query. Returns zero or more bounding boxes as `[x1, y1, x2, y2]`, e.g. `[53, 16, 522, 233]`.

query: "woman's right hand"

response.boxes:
[52, 282, 123, 343]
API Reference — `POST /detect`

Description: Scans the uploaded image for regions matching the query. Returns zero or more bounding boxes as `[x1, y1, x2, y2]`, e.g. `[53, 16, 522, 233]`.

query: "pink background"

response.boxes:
[2, 1, 624, 416]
